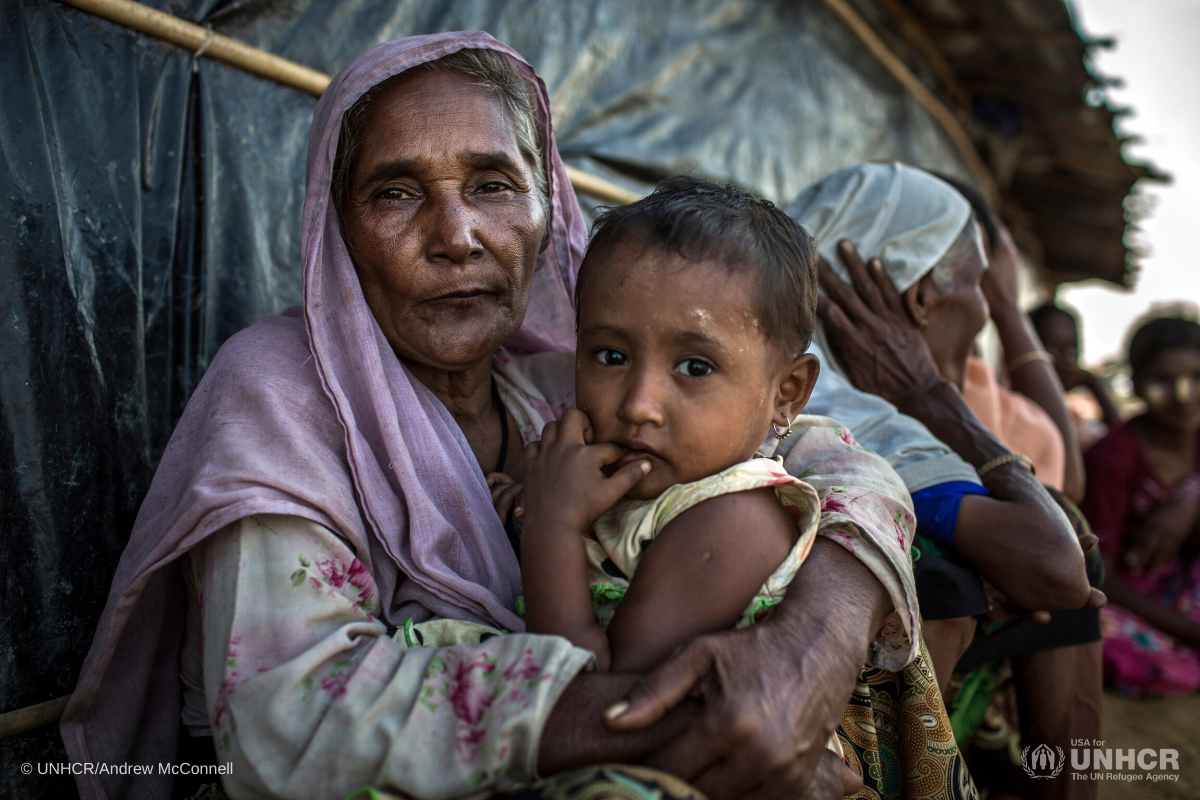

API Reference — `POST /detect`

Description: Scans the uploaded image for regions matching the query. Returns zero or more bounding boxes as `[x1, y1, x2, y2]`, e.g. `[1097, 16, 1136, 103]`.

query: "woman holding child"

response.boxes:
[64, 33, 974, 800]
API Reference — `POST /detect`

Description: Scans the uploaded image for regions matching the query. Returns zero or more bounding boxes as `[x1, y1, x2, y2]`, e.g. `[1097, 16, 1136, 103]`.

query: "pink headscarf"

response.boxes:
[62, 32, 586, 798]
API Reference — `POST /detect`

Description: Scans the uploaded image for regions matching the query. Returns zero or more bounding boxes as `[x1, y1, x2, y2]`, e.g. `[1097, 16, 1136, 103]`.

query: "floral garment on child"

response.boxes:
[585, 457, 820, 630]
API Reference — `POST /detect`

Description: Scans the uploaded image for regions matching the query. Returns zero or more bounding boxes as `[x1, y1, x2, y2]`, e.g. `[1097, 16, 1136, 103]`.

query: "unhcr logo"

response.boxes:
[1019, 741, 1182, 783]
[1022, 744, 1065, 779]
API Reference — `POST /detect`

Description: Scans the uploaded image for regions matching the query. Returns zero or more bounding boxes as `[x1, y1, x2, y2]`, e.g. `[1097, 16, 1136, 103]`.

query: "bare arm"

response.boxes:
[604, 536, 887, 800]
[605, 488, 798, 673]
[1102, 553, 1200, 650]
[983, 220, 1085, 502]
[1083, 371, 1124, 430]
[520, 409, 652, 671]
[899, 377, 1093, 610]
[816, 240, 1101, 612]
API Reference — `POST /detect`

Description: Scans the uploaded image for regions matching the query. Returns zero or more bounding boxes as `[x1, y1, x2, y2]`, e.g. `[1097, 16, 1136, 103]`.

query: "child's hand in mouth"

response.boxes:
[522, 408, 653, 534]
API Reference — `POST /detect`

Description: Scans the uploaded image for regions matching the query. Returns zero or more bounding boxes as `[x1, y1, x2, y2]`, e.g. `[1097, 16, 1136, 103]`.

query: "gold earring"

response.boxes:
[773, 414, 794, 440]
[917, 318, 929, 329]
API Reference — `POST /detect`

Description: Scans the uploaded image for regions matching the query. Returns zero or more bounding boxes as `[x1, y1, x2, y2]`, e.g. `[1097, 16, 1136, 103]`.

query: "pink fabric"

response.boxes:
[61, 32, 586, 799]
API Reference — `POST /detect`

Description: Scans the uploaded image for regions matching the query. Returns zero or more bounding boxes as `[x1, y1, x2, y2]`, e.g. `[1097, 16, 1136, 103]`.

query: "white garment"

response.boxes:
[786, 161, 971, 293]
[785, 162, 982, 492]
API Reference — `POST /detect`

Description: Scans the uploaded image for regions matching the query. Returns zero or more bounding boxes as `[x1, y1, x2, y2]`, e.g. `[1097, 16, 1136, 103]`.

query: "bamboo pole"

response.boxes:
[816, 0, 999, 204]
[562, 165, 643, 205]
[0, 695, 71, 740]
[62, 0, 330, 96]
[57, 0, 644, 205]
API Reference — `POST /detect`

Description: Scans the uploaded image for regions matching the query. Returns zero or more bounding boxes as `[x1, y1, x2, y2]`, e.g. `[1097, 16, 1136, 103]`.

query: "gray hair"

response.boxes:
[331, 48, 549, 218]
[928, 218, 983, 290]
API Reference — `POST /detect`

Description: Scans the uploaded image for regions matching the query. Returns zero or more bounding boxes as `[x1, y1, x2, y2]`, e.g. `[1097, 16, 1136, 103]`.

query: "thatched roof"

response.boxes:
[863, 0, 1166, 287]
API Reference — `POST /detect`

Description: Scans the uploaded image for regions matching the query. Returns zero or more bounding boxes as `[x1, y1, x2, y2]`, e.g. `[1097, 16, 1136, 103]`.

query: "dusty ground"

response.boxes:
[1095, 691, 1200, 800]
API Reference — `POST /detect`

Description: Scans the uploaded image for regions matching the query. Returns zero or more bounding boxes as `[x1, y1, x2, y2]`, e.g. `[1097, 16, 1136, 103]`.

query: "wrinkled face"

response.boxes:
[1135, 348, 1200, 432]
[575, 242, 787, 500]
[918, 236, 990, 377]
[1036, 313, 1080, 372]
[340, 69, 547, 371]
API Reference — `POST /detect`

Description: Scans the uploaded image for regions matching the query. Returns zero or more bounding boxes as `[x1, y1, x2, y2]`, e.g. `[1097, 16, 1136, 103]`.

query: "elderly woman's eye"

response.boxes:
[479, 181, 513, 194]
[675, 358, 714, 378]
[380, 187, 415, 200]
[595, 348, 628, 367]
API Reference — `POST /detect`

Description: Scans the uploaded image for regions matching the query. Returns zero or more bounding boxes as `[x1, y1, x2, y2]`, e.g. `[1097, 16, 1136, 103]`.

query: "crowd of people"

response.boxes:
[59, 32, 1200, 800]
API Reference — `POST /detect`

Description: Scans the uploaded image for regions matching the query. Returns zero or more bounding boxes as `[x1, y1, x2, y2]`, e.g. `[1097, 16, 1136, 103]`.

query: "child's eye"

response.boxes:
[595, 348, 629, 367]
[674, 358, 715, 378]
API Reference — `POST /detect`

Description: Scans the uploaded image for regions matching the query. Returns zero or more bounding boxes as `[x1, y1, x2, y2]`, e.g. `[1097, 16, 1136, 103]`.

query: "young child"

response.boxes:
[516, 176, 827, 674]
[514, 176, 917, 787]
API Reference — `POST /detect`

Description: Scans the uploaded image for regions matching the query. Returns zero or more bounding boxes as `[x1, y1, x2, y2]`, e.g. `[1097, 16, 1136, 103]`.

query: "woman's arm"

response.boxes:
[1083, 371, 1125, 429]
[903, 379, 1094, 609]
[196, 515, 593, 800]
[982, 220, 1085, 502]
[1102, 554, 1200, 649]
[816, 241, 1101, 612]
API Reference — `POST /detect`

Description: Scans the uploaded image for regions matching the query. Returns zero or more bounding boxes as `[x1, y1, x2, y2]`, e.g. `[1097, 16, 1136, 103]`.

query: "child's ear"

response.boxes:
[776, 353, 820, 423]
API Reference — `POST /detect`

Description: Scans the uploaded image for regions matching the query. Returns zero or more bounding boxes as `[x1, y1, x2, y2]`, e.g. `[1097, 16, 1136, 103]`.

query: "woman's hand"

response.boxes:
[816, 240, 942, 405]
[522, 408, 651, 533]
[486, 472, 525, 523]
[604, 628, 858, 800]
[980, 219, 1021, 314]
[1124, 497, 1200, 577]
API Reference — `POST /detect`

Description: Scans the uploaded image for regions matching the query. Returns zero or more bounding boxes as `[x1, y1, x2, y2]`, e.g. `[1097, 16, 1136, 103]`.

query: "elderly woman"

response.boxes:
[62, 37, 966, 800]
[792, 163, 1105, 800]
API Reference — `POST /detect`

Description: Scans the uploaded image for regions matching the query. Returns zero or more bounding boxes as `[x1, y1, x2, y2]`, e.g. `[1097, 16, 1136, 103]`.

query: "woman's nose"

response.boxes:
[422, 190, 483, 264]
[616, 368, 666, 427]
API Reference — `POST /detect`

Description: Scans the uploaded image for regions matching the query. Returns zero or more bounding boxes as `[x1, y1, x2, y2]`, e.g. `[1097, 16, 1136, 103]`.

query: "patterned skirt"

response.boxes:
[838, 639, 978, 800]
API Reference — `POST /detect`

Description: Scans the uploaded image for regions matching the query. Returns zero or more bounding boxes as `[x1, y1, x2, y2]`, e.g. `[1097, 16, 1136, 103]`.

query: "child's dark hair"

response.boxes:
[578, 175, 818, 359]
[1128, 314, 1200, 380]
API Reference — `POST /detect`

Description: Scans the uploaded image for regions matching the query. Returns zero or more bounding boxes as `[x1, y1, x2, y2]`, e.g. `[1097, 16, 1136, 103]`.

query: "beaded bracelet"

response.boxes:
[977, 453, 1036, 478]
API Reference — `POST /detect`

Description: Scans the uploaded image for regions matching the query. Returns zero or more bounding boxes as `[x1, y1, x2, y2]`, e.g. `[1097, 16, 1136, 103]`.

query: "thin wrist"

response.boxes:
[989, 301, 1024, 327]
[894, 375, 957, 418]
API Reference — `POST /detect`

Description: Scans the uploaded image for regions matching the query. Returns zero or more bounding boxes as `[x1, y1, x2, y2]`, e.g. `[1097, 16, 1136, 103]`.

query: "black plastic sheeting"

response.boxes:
[1, 0, 972, 794]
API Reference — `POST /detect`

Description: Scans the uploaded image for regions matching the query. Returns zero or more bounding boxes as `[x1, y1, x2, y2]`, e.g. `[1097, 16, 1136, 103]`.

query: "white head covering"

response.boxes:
[786, 162, 972, 293]
[780, 162, 982, 493]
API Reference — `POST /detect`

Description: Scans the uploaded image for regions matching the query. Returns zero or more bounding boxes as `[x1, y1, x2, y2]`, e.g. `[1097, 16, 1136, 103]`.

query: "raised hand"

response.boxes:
[816, 239, 942, 405]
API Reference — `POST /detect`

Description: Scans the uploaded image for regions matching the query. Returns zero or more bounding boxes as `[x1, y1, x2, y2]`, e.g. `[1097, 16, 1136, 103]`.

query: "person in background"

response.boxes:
[937, 177, 1085, 505]
[1082, 314, 1200, 695]
[800, 162, 1104, 800]
[1030, 303, 1123, 450]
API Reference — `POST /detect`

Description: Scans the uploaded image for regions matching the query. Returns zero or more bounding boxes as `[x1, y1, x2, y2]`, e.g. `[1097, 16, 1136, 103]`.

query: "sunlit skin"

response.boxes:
[341, 69, 547, 377]
[1135, 348, 1200, 436]
[574, 241, 819, 500]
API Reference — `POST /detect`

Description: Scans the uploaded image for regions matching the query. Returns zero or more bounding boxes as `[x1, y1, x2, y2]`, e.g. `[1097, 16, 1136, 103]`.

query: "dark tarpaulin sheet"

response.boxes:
[0, 0, 970, 794]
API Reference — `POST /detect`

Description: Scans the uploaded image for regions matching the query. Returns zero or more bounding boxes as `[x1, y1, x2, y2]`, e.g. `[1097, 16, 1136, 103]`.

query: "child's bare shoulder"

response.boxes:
[656, 486, 798, 565]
